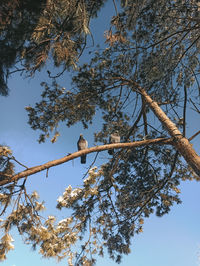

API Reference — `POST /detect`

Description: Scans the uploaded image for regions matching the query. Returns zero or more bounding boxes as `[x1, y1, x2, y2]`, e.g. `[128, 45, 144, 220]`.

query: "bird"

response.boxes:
[108, 132, 120, 155]
[77, 134, 88, 164]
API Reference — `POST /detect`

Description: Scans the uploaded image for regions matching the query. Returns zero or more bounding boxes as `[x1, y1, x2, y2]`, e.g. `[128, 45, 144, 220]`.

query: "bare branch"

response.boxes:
[0, 138, 172, 186]
[11, 156, 28, 169]
[183, 85, 187, 137]
[188, 130, 200, 141]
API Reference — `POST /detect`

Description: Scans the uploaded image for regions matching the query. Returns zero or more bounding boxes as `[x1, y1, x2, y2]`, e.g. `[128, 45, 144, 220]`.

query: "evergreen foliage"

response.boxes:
[0, 0, 106, 95]
[1, 0, 200, 265]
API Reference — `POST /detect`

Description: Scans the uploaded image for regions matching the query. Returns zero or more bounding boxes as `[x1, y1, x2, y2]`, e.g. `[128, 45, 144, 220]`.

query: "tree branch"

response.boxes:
[0, 138, 172, 186]
[131, 81, 200, 177]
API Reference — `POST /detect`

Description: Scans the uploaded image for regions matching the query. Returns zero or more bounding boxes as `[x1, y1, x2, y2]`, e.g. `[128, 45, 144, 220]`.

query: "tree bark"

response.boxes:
[0, 138, 172, 186]
[138, 85, 200, 177]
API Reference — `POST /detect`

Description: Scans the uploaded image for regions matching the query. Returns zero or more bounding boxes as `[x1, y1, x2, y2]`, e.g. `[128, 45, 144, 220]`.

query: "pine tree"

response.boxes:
[1, 0, 200, 264]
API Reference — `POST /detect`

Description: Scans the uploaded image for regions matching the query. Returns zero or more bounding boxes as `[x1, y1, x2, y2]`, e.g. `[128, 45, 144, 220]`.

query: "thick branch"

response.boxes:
[132, 83, 200, 177]
[0, 138, 172, 186]
[110, 76, 200, 176]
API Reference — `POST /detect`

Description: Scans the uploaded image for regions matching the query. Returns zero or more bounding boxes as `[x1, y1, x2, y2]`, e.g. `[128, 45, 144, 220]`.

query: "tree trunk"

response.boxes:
[139, 87, 200, 177]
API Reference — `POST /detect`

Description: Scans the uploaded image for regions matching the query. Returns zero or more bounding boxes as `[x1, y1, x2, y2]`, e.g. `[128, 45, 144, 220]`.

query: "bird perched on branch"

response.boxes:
[108, 132, 120, 155]
[77, 134, 88, 164]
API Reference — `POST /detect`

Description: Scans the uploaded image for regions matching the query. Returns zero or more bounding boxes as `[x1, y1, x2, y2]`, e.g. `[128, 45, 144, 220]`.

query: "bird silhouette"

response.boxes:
[108, 132, 120, 155]
[77, 134, 88, 164]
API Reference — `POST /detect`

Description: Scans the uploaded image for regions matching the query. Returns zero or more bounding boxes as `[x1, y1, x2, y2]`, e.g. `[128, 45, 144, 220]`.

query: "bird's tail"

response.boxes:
[108, 149, 113, 155]
[81, 155, 86, 164]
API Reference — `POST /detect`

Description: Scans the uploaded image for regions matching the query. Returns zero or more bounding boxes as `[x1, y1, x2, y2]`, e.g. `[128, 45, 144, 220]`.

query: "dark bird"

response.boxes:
[77, 134, 88, 164]
[108, 132, 120, 155]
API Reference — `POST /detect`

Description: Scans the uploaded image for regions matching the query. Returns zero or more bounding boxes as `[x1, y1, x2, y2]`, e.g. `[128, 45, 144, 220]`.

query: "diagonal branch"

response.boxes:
[131, 80, 200, 177]
[112, 76, 200, 176]
[0, 138, 173, 186]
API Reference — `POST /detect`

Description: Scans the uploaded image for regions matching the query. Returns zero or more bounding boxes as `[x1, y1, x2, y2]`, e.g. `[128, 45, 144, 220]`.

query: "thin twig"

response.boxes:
[183, 85, 187, 137]
[188, 130, 200, 141]
[11, 156, 28, 169]
[82, 152, 99, 179]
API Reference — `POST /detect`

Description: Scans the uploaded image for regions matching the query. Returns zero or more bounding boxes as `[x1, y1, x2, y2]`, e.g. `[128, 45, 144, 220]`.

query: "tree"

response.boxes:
[0, 0, 105, 95]
[0, 0, 47, 95]
[0, 0, 200, 265]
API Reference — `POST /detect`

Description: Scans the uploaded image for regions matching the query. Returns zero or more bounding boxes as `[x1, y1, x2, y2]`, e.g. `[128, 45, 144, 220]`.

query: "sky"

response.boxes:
[1, 1, 200, 266]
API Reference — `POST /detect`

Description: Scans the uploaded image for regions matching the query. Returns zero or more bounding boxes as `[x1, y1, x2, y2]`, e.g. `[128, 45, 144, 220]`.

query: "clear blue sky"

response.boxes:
[1, 1, 200, 266]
